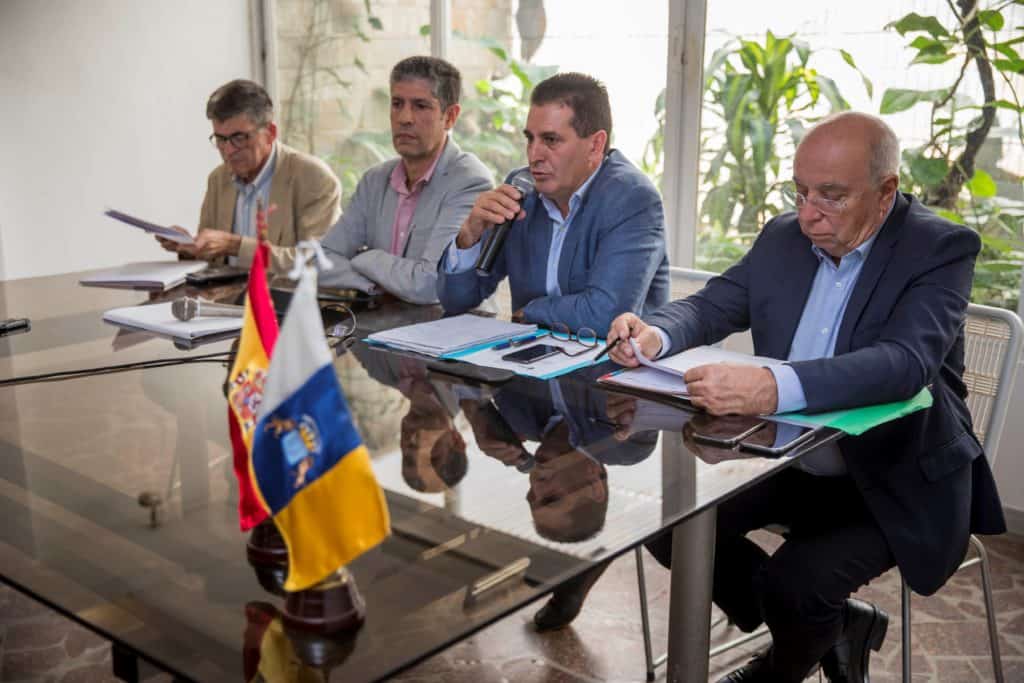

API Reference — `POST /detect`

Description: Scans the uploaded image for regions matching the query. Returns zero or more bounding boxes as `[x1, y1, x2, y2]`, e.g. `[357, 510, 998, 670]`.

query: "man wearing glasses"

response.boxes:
[608, 112, 1005, 683]
[157, 79, 341, 272]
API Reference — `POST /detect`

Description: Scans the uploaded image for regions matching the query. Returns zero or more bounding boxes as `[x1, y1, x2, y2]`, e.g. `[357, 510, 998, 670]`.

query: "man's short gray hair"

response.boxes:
[206, 79, 274, 126]
[390, 56, 462, 111]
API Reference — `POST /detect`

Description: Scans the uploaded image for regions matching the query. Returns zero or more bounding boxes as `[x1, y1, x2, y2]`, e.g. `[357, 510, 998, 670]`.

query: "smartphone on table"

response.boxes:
[501, 344, 561, 364]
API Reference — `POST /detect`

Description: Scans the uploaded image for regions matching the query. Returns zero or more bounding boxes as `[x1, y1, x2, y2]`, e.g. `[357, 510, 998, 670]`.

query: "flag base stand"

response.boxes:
[246, 519, 289, 596]
[283, 567, 366, 634]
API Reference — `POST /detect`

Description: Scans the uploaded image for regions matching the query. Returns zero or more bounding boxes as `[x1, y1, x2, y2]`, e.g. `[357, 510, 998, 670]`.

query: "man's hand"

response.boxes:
[607, 312, 663, 367]
[155, 225, 196, 256]
[684, 364, 778, 416]
[455, 184, 527, 249]
[193, 229, 242, 260]
[605, 393, 638, 441]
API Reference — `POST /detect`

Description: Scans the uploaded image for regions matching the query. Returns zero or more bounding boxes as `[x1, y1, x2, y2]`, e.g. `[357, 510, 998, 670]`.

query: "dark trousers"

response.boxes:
[646, 468, 895, 683]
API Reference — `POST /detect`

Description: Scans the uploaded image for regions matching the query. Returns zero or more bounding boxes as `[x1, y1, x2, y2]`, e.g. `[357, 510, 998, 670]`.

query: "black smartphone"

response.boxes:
[185, 266, 249, 285]
[738, 426, 820, 456]
[501, 343, 561, 364]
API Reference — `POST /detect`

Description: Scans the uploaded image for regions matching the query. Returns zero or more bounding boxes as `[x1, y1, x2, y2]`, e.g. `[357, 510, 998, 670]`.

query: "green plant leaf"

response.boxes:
[966, 169, 998, 198]
[419, 24, 431, 36]
[816, 76, 849, 111]
[907, 154, 949, 187]
[886, 12, 949, 38]
[935, 208, 966, 224]
[978, 10, 1005, 31]
[911, 49, 956, 66]
[839, 48, 874, 98]
[992, 58, 1024, 74]
[879, 88, 947, 114]
[367, 16, 383, 30]
[353, 57, 368, 75]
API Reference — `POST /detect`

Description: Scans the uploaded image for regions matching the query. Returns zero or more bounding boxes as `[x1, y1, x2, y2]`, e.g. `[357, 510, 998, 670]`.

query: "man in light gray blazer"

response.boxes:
[319, 56, 493, 304]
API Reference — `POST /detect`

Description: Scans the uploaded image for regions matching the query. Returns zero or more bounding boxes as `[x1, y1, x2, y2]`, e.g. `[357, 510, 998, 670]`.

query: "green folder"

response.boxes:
[779, 387, 933, 436]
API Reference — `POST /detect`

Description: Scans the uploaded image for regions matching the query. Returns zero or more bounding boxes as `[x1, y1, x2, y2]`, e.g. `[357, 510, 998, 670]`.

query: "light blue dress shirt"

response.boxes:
[230, 143, 278, 264]
[444, 162, 604, 299]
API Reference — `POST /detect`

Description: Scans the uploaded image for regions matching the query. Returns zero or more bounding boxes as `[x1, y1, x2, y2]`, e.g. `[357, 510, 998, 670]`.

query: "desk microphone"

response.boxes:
[171, 297, 244, 321]
[475, 172, 535, 276]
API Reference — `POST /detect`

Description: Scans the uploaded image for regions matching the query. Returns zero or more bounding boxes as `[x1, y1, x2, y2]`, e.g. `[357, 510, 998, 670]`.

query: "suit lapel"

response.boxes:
[217, 171, 236, 232]
[399, 138, 458, 256]
[835, 193, 907, 354]
[265, 147, 290, 245]
[556, 154, 610, 292]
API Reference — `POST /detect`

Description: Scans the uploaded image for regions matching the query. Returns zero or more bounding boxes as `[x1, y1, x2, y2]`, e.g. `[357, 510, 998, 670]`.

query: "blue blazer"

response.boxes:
[646, 193, 1006, 595]
[436, 150, 670, 336]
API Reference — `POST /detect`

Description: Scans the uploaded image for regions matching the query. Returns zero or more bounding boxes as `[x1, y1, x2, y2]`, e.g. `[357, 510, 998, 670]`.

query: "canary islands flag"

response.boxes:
[227, 240, 278, 531]
[251, 261, 390, 592]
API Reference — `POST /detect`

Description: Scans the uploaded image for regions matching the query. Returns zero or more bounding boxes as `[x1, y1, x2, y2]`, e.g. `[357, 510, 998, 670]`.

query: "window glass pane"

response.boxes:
[450, 0, 668, 181]
[272, 0, 430, 198]
[698, 0, 1024, 309]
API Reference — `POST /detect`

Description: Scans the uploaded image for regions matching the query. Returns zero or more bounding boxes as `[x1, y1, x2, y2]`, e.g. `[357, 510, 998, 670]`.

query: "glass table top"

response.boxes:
[0, 272, 839, 681]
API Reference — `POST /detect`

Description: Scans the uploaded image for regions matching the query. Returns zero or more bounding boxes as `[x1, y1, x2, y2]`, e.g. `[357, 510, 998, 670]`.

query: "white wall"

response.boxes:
[0, 0, 255, 281]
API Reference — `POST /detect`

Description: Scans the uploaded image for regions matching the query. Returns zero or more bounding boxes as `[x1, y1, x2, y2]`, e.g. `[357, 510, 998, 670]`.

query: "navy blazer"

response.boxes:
[436, 150, 671, 336]
[646, 193, 1006, 595]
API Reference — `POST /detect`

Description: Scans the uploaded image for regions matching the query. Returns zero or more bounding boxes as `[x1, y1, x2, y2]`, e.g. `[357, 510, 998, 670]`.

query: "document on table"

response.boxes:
[79, 261, 208, 291]
[103, 302, 242, 341]
[104, 209, 195, 244]
[456, 334, 604, 380]
[366, 314, 538, 358]
[599, 343, 783, 398]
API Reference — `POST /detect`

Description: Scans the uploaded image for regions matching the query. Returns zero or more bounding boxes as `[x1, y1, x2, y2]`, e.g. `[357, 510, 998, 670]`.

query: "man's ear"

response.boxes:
[265, 121, 279, 142]
[443, 103, 461, 131]
[879, 173, 899, 216]
[590, 129, 609, 162]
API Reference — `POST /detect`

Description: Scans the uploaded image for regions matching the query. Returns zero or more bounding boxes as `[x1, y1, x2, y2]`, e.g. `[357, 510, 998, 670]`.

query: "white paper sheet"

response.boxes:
[457, 336, 603, 379]
[80, 261, 207, 290]
[366, 314, 537, 357]
[103, 302, 242, 340]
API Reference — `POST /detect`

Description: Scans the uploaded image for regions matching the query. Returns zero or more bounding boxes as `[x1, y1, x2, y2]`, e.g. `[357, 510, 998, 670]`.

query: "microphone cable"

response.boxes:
[0, 351, 232, 388]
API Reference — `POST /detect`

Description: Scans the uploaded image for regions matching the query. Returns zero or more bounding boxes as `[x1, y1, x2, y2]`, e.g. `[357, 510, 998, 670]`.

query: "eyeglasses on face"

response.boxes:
[208, 125, 265, 150]
[781, 182, 848, 217]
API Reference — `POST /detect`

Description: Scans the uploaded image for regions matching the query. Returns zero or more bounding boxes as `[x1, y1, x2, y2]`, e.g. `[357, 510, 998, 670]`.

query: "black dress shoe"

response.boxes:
[715, 648, 772, 683]
[821, 598, 889, 683]
[533, 563, 609, 632]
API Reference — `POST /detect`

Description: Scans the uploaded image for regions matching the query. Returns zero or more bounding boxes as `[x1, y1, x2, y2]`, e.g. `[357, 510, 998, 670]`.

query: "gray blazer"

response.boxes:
[319, 137, 492, 303]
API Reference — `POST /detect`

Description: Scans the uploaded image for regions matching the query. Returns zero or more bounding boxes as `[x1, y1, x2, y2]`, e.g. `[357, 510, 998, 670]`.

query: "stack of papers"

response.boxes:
[103, 302, 242, 342]
[80, 261, 208, 291]
[600, 344, 783, 397]
[366, 314, 537, 358]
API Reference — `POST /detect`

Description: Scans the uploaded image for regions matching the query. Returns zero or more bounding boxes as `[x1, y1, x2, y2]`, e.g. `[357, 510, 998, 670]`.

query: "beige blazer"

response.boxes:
[199, 142, 341, 272]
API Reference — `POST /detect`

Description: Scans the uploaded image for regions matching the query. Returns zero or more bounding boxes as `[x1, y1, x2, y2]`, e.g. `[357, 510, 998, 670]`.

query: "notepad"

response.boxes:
[105, 208, 195, 245]
[599, 343, 783, 397]
[103, 302, 242, 341]
[80, 261, 208, 291]
[366, 314, 537, 358]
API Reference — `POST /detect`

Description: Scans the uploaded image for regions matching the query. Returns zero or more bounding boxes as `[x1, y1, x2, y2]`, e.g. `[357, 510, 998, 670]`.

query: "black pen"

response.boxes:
[592, 337, 621, 362]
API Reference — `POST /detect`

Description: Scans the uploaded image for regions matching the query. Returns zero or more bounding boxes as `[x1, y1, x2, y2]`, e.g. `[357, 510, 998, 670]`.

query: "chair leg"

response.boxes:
[970, 535, 1005, 683]
[901, 577, 912, 682]
[635, 547, 657, 682]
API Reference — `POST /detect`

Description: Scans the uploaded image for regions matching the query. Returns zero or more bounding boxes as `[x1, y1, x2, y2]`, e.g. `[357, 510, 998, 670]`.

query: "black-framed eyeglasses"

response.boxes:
[541, 322, 599, 358]
[323, 303, 357, 356]
[209, 125, 265, 150]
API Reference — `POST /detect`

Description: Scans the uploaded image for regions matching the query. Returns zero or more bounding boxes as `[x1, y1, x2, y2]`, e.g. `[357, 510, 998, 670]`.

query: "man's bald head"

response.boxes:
[798, 111, 900, 185]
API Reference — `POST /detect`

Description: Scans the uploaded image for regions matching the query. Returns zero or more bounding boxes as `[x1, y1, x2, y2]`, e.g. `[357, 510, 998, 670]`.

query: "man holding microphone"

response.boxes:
[436, 72, 670, 337]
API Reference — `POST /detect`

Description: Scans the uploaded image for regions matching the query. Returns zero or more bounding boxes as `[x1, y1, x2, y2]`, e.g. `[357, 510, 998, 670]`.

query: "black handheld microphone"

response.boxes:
[474, 171, 535, 276]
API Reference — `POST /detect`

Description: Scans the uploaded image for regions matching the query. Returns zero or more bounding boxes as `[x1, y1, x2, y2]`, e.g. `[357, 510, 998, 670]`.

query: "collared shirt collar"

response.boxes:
[233, 141, 277, 191]
[809, 194, 896, 265]
[389, 136, 447, 196]
[538, 158, 604, 224]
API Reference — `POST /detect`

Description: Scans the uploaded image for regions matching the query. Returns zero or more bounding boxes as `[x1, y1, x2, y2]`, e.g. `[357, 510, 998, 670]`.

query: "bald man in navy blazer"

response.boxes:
[609, 112, 1005, 683]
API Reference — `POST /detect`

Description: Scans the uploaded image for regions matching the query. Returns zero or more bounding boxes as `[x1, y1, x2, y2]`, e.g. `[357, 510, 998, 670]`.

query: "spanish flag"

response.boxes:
[250, 261, 390, 591]
[227, 239, 278, 531]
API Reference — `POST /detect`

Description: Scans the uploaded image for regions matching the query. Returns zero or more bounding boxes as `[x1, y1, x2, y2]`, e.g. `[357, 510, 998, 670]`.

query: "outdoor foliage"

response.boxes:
[880, 1, 1024, 309]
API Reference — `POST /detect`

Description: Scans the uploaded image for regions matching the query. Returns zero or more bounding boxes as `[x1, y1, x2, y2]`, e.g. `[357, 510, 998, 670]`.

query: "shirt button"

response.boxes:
[821, 327, 829, 335]
[835, 281, 843, 288]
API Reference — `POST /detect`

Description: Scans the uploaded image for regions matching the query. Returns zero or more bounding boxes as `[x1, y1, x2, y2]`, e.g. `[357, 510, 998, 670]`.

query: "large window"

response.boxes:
[696, 0, 1024, 309]
[267, 0, 1024, 311]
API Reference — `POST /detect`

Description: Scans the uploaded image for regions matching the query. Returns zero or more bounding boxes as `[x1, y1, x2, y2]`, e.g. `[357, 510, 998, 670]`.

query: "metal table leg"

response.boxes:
[666, 505, 717, 683]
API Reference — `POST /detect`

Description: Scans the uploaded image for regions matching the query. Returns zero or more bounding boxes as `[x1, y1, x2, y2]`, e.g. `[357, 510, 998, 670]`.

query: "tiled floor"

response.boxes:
[2, 531, 1022, 682]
